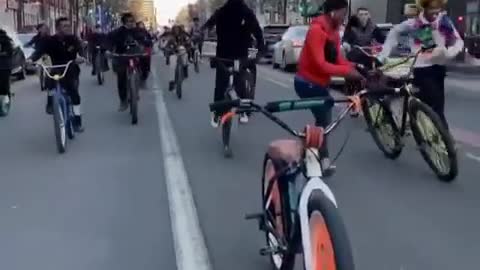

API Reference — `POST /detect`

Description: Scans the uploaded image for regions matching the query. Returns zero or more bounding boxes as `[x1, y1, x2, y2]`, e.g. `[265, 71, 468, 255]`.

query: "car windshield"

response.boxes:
[18, 34, 36, 45]
[287, 27, 308, 39]
[264, 26, 289, 35]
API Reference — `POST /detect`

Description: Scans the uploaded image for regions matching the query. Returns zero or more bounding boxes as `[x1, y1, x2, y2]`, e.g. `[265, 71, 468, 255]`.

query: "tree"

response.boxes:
[175, 5, 191, 25]
[208, 0, 224, 12]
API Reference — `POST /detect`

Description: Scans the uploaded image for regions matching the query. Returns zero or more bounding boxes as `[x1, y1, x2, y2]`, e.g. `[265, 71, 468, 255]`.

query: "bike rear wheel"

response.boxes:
[175, 64, 183, 99]
[194, 50, 200, 73]
[128, 71, 139, 125]
[408, 99, 458, 182]
[361, 97, 403, 159]
[52, 96, 66, 153]
[96, 55, 104, 85]
[306, 190, 355, 270]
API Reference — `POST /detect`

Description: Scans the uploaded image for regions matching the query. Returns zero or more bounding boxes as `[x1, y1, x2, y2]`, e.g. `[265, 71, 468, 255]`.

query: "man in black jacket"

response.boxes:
[28, 17, 86, 132]
[24, 23, 50, 49]
[0, 28, 14, 107]
[108, 13, 149, 111]
[202, 0, 265, 126]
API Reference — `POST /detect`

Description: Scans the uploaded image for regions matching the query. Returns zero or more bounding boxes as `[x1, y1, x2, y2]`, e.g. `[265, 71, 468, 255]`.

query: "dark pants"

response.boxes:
[294, 75, 332, 157]
[46, 65, 81, 105]
[139, 56, 151, 81]
[0, 69, 11, 96]
[413, 65, 448, 129]
[213, 62, 247, 115]
[117, 68, 128, 102]
[91, 49, 109, 75]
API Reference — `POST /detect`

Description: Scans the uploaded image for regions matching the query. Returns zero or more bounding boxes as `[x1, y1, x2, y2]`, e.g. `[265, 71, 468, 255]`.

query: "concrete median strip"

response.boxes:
[152, 64, 212, 270]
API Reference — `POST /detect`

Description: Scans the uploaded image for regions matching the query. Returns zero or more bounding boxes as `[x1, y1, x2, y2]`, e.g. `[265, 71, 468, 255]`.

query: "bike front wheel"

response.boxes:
[305, 190, 355, 270]
[128, 71, 139, 125]
[408, 99, 458, 182]
[194, 50, 200, 73]
[175, 64, 183, 99]
[95, 55, 104, 85]
[52, 96, 67, 153]
[361, 97, 403, 159]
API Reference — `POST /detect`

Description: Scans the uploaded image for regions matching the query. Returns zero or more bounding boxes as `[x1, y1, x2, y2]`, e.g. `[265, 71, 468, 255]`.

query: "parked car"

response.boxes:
[3, 27, 27, 80]
[272, 25, 308, 71]
[17, 33, 37, 74]
[263, 24, 289, 61]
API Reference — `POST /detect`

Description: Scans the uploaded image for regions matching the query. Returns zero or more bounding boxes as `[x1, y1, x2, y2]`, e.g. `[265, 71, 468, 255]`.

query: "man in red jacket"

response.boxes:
[295, 0, 363, 172]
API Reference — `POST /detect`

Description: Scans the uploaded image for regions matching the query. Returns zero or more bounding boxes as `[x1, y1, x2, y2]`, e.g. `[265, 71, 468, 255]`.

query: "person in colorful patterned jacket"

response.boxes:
[378, 0, 464, 129]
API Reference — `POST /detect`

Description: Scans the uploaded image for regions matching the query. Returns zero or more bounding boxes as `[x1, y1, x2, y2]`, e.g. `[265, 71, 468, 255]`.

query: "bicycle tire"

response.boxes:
[305, 190, 355, 270]
[52, 96, 66, 153]
[361, 97, 403, 159]
[175, 64, 183, 99]
[194, 50, 200, 73]
[408, 99, 458, 182]
[261, 156, 292, 270]
[129, 71, 139, 125]
[222, 118, 232, 158]
[96, 55, 104, 85]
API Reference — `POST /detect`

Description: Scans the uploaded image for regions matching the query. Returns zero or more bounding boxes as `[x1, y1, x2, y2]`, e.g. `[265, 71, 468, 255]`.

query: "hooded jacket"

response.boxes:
[203, 0, 264, 59]
[0, 30, 14, 70]
[297, 15, 353, 87]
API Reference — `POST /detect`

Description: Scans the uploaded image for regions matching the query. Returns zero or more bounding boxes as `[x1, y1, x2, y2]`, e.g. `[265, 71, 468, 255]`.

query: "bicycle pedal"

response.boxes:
[259, 245, 284, 256]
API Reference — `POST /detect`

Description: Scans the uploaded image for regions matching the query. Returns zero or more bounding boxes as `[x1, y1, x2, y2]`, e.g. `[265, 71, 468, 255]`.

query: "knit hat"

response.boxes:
[416, 0, 447, 9]
[323, 0, 349, 13]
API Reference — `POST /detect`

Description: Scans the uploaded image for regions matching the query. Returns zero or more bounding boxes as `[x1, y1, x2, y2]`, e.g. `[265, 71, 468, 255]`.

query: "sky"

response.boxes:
[155, 0, 191, 25]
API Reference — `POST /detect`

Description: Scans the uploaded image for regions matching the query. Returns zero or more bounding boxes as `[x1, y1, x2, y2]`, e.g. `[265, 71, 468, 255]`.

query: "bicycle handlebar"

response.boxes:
[35, 60, 75, 81]
[109, 53, 149, 58]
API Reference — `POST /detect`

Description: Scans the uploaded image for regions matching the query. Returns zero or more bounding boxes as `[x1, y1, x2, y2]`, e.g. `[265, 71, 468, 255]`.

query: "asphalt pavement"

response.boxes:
[1, 54, 480, 270]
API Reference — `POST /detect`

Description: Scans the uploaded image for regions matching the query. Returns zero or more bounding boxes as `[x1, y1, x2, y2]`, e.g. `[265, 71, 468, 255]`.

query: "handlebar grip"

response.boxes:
[421, 44, 437, 51]
[362, 87, 402, 97]
[209, 99, 241, 112]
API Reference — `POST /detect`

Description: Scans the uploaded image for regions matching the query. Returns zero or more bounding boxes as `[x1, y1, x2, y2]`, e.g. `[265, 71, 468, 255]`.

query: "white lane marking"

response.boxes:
[152, 63, 212, 270]
[466, 152, 480, 163]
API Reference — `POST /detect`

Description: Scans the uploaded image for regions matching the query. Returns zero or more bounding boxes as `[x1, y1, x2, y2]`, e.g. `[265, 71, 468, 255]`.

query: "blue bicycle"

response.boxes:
[37, 61, 77, 153]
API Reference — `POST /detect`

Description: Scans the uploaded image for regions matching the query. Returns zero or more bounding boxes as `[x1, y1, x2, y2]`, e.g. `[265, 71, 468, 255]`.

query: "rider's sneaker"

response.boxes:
[168, 81, 175, 91]
[0, 95, 10, 105]
[73, 115, 85, 133]
[46, 95, 53, 115]
[211, 113, 220, 128]
[239, 113, 249, 124]
[118, 101, 128, 112]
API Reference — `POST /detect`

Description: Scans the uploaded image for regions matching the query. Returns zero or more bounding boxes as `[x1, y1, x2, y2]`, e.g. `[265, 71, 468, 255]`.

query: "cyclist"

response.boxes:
[108, 12, 149, 111]
[87, 24, 108, 76]
[202, 0, 265, 126]
[28, 17, 86, 132]
[190, 17, 204, 58]
[24, 23, 50, 48]
[295, 0, 364, 171]
[378, 0, 464, 129]
[0, 28, 14, 107]
[136, 21, 154, 82]
[165, 24, 191, 91]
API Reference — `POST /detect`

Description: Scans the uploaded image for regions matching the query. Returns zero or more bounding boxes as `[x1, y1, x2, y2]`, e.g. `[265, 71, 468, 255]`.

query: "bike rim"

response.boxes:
[415, 111, 450, 174]
[264, 159, 283, 269]
[58, 106, 66, 146]
[310, 211, 336, 270]
[368, 102, 397, 149]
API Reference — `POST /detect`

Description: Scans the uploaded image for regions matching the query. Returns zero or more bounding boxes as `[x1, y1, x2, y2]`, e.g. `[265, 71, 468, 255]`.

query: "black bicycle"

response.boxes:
[110, 53, 147, 125]
[355, 45, 458, 182]
[213, 49, 258, 157]
[94, 46, 106, 85]
[173, 45, 188, 99]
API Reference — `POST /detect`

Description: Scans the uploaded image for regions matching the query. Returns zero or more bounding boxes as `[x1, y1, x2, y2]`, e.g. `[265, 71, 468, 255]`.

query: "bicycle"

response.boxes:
[36, 61, 78, 153]
[94, 46, 106, 85]
[355, 45, 458, 182]
[192, 41, 201, 73]
[110, 52, 148, 125]
[212, 48, 258, 157]
[173, 45, 188, 99]
[209, 87, 393, 270]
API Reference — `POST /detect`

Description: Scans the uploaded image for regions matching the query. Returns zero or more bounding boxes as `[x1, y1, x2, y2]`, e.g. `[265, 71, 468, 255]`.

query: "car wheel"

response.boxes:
[17, 65, 26, 80]
[281, 53, 288, 71]
[272, 56, 279, 69]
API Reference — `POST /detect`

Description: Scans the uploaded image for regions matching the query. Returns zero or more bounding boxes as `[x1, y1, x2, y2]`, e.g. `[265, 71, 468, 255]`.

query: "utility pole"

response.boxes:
[283, 0, 287, 24]
[16, 0, 24, 31]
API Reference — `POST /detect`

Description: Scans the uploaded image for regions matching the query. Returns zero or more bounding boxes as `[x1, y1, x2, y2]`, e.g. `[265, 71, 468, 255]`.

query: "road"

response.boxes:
[1, 54, 480, 270]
